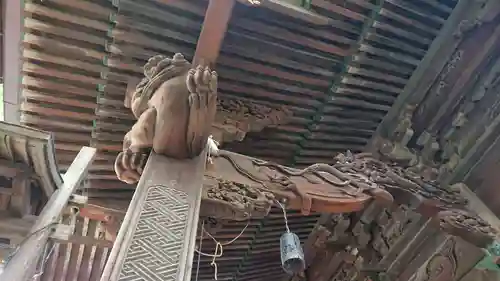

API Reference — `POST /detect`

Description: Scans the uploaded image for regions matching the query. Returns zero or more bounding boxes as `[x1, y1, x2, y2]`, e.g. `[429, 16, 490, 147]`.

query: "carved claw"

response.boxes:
[186, 65, 218, 157]
[114, 150, 149, 184]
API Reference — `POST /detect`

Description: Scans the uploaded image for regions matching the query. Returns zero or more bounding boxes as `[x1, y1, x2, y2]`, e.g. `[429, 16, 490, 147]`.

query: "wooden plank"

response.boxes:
[100, 152, 207, 281]
[65, 217, 86, 281]
[193, 0, 235, 66]
[89, 247, 109, 281]
[1, 146, 96, 280]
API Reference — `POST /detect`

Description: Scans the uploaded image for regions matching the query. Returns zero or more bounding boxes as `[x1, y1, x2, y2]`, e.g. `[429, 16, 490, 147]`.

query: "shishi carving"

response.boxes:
[115, 53, 218, 184]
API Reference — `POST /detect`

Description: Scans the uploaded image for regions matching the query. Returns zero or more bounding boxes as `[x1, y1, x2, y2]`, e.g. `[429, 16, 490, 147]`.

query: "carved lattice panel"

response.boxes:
[118, 185, 189, 281]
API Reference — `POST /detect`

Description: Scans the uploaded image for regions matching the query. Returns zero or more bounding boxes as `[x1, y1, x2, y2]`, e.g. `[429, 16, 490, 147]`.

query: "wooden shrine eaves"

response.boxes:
[0, 121, 62, 196]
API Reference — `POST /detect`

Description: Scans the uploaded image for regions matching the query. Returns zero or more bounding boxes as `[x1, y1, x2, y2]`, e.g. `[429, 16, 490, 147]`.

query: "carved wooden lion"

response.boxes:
[115, 53, 217, 184]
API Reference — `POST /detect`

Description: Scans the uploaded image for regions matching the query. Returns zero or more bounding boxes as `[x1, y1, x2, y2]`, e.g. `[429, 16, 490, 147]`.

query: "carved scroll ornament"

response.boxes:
[115, 53, 218, 184]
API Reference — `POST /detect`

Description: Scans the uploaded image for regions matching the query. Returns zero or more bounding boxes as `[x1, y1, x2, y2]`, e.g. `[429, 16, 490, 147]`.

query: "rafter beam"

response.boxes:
[193, 0, 235, 66]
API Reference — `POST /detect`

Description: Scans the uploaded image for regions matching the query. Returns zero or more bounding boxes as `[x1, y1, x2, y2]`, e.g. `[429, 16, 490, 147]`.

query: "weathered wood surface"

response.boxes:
[115, 53, 291, 184]
[1, 146, 96, 281]
[368, 0, 500, 190]
[292, 148, 499, 281]
[371, 0, 486, 142]
[407, 237, 487, 281]
[100, 152, 206, 281]
[201, 150, 390, 220]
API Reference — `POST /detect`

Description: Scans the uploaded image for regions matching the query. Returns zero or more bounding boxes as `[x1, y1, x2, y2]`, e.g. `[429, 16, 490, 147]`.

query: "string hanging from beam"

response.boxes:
[194, 220, 250, 280]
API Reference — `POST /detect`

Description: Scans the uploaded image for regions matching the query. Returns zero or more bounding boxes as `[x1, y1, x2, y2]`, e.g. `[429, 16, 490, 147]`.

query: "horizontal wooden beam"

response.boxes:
[53, 235, 113, 248]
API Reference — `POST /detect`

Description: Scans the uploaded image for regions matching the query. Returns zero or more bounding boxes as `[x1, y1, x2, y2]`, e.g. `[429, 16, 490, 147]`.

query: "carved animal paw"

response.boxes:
[114, 150, 150, 184]
[186, 65, 218, 157]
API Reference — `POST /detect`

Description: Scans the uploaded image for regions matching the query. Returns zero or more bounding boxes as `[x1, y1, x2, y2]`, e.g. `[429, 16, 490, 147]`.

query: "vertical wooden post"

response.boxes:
[0, 147, 96, 281]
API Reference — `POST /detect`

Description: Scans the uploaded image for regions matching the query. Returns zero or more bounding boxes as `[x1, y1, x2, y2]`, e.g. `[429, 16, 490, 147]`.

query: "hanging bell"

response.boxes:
[280, 232, 305, 275]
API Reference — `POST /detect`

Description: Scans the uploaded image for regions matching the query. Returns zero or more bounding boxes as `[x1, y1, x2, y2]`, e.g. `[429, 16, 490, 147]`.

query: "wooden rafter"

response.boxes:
[193, 0, 235, 66]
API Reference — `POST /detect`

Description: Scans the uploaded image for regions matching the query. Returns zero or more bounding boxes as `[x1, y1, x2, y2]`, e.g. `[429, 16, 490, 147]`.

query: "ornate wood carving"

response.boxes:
[202, 150, 393, 220]
[116, 53, 292, 185]
[294, 150, 498, 281]
[213, 98, 292, 145]
[115, 53, 218, 184]
[408, 237, 487, 281]
[434, 209, 496, 249]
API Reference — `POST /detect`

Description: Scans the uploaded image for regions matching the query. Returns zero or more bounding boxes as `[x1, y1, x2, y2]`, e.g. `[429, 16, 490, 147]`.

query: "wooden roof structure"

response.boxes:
[19, 0, 457, 198]
[0, 121, 61, 257]
[8, 0, 500, 281]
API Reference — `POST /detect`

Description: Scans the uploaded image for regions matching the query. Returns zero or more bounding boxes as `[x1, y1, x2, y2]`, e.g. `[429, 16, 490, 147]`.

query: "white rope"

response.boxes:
[31, 242, 56, 280]
[275, 200, 290, 233]
[194, 220, 250, 280]
[207, 135, 219, 165]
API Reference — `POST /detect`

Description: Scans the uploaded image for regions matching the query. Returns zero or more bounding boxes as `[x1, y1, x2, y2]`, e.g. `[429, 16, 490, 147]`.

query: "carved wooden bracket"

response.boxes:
[117, 53, 292, 185]
[296, 154, 498, 281]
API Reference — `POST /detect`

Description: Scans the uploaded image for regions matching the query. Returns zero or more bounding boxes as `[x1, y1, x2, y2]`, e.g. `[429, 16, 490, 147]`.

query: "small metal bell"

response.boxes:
[280, 232, 305, 275]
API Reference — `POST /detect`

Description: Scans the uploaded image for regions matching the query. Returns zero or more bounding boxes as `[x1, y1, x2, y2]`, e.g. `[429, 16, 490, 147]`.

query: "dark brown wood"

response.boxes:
[291, 148, 499, 281]
[368, 0, 491, 148]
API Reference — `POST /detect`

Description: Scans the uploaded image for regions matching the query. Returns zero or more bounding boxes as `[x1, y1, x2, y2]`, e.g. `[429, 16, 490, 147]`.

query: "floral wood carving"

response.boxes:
[435, 209, 497, 248]
[115, 53, 218, 184]
[200, 176, 275, 220]
[213, 98, 292, 145]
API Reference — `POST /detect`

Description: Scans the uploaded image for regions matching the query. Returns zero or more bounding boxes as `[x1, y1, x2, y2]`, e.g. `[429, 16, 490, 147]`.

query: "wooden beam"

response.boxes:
[52, 235, 114, 248]
[193, 0, 235, 66]
[1, 147, 96, 281]
[100, 152, 207, 281]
